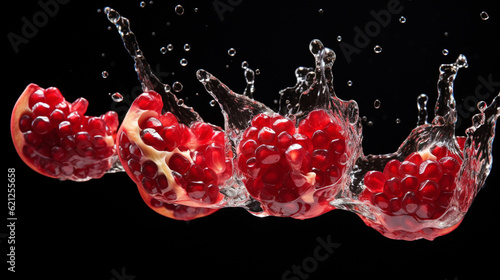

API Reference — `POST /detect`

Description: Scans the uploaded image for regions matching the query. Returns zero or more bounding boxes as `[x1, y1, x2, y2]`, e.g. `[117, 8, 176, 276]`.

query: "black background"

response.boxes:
[4, 1, 500, 279]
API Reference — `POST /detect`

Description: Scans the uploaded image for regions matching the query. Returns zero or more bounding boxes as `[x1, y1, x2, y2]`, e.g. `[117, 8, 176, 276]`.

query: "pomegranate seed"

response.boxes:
[419, 160, 443, 181]
[141, 128, 166, 151]
[255, 145, 281, 164]
[364, 171, 386, 193]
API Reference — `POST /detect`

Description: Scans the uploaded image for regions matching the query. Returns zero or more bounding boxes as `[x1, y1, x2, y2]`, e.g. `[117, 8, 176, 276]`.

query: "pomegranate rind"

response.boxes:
[137, 187, 218, 221]
[11, 84, 48, 177]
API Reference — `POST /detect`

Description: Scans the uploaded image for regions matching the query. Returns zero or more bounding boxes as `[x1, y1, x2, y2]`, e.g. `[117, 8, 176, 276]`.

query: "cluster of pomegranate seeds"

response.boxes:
[359, 144, 463, 239]
[237, 109, 347, 219]
[12, 84, 118, 181]
[117, 91, 231, 215]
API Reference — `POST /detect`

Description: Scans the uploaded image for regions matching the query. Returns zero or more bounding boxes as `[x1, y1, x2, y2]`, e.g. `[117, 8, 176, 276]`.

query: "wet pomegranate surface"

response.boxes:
[237, 109, 347, 219]
[11, 84, 118, 181]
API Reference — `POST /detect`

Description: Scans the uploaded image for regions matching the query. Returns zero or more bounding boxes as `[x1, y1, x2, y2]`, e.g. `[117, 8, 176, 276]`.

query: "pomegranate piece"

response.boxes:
[237, 109, 347, 219]
[137, 187, 218, 221]
[11, 84, 119, 181]
[358, 144, 463, 240]
[117, 91, 231, 218]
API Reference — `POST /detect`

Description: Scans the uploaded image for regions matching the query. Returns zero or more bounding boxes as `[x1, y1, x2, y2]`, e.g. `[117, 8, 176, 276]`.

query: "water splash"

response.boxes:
[104, 7, 201, 126]
[105, 7, 499, 238]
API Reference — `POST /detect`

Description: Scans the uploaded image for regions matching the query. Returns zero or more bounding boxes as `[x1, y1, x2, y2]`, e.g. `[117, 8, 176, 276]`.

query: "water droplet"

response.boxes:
[478, 101, 487, 111]
[336, 35, 342, 42]
[151, 31, 156, 37]
[194, 7, 199, 13]
[442, 49, 449, 56]
[255, 69, 261, 75]
[347, 80, 353, 87]
[209, 100, 217, 107]
[164, 84, 171, 92]
[318, 8, 324, 14]
[374, 45, 382, 54]
[177, 98, 184, 106]
[110, 92, 123, 102]
[172, 81, 183, 92]
[480, 11, 489, 20]
[175, 5, 184, 16]
[97, 8, 102, 13]
[367, 120, 374, 127]
[167, 44, 174, 51]
[241, 61, 249, 69]
[444, 31, 449, 37]
[184, 44, 191, 51]
[228, 48, 236, 56]
[102, 71, 109, 78]
[140, 1, 146, 8]
[395, 118, 401, 124]
[374, 99, 381, 109]
[399, 16, 406, 23]
[180, 58, 188, 66]
[160, 47, 167, 54]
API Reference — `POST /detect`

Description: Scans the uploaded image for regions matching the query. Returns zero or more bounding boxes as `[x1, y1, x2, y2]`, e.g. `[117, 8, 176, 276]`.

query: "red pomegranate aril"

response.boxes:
[402, 192, 419, 214]
[32, 116, 52, 134]
[49, 109, 65, 125]
[439, 157, 460, 174]
[141, 128, 166, 151]
[251, 113, 271, 128]
[19, 115, 33, 132]
[405, 152, 423, 165]
[32, 102, 51, 116]
[311, 130, 330, 149]
[418, 180, 440, 201]
[364, 171, 386, 193]
[168, 153, 191, 174]
[285, 144, 305, 171]
[192, 122, 214, 144]
[419, 160, 443, 181]
[205, 144, 226, 173]
[261, 165, 284, 185]
[186, 163, 204, 181]
[277, 131, 294, 151]
[329, 138, 345, 155]
[373, 193, 390, 210]
[142, 160, 158, 178]
[240, 139, 258, 156]
[327, 165, 341, 184]
[71, 97, 89, 115]
[258, 127, 276, 144]
[162, 125, 181, 151]
[272, 118, 294, 135]
[383, 159, 401, 178]
[384, 177, 402, 197]
[439, 174, 456, 192]
[399, 161, 418, 176]
[401, 175, 419, 193]
[255, 145, 281, 164]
